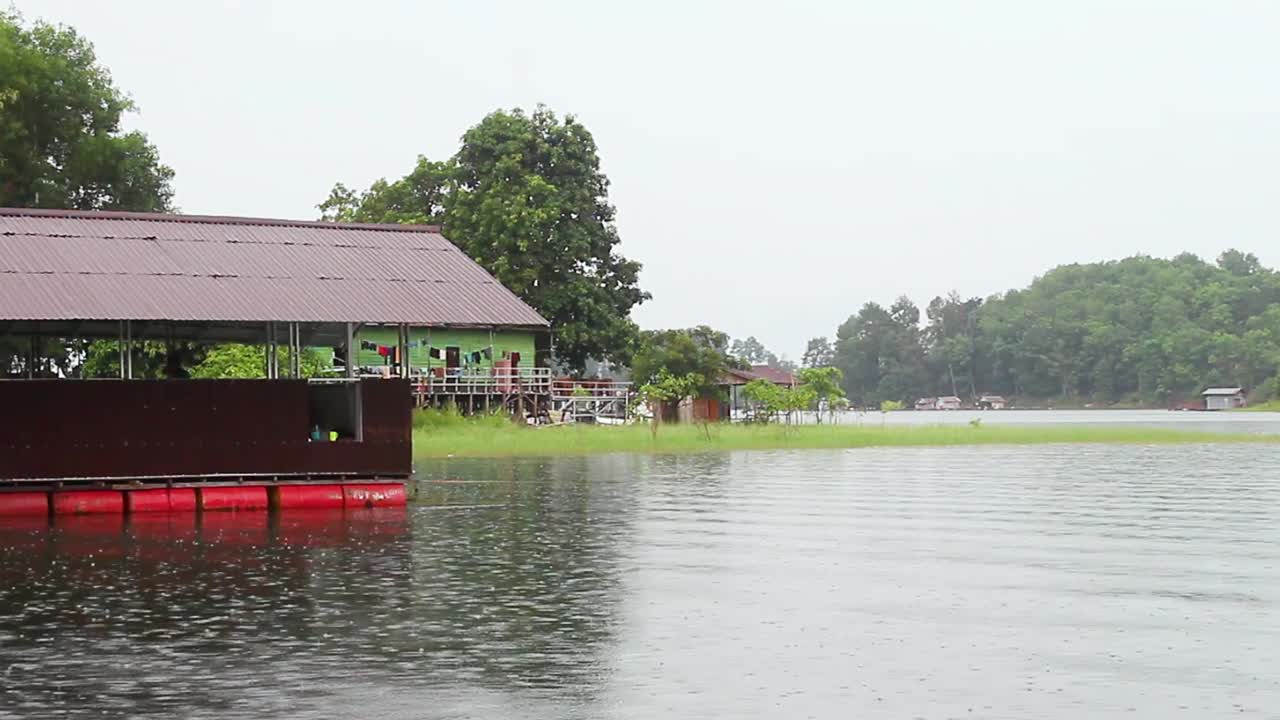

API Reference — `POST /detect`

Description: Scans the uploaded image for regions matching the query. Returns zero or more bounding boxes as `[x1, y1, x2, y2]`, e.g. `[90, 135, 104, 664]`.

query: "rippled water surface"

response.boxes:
[3, 444, 1280, 718]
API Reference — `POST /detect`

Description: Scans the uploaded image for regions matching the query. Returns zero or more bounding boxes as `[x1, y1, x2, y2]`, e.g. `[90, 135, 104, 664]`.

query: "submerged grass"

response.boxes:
[412, 416, 1279, 459]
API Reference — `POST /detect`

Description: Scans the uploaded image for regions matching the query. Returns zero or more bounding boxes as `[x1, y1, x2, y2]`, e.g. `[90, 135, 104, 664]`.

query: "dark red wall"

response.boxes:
[0, 379, 411, 482]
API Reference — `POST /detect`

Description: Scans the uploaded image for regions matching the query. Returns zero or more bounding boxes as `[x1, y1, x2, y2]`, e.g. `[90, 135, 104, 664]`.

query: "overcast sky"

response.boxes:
[23, 0, 1280, 359]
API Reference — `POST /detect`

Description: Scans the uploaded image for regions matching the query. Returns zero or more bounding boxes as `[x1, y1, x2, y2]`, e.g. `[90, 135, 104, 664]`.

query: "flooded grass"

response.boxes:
[412, 420, 1279, 459]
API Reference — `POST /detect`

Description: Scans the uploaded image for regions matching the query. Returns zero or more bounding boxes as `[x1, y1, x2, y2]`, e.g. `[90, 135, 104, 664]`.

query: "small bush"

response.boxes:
[413, 405, 512, 431]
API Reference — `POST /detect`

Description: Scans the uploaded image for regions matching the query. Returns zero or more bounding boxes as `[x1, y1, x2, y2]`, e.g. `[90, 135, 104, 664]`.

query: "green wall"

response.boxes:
[355, 326, 537, 371]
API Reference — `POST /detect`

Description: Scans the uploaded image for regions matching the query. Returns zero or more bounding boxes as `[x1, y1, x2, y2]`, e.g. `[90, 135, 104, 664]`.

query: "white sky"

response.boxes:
[21, 0, 1280, 360]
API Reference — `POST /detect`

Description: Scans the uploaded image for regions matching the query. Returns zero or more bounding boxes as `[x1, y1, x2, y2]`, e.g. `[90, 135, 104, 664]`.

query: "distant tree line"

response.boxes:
[806, 251, 1280, 407]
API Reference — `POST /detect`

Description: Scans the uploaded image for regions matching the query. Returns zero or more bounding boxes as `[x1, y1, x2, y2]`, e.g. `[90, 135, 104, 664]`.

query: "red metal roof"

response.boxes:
[719, 365, 797, 386]
[0, 208, 548, 327]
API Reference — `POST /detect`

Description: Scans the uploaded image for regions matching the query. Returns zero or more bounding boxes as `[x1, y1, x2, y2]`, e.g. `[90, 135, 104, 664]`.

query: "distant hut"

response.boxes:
[914, 397, 937, 411]
[936, 395, 962, 411]
[715, 365, 798, 422]
[977, 394, 1007, 410]
[1201, 387, 1246, 411]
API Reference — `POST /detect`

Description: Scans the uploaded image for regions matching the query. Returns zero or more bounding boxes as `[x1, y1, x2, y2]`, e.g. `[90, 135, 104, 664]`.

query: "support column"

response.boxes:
[118, 321, 126, 380]
[124, 320, 133, 380]
[344, 323, 356, 379]
[26, 336, 36, 379]
[399, 324, 411, 380]
[289, 322, 301, 377]
[265, 322, 280, 379]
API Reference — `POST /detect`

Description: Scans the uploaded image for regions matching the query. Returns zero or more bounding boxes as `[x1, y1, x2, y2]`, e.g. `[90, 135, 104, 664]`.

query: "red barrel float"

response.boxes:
[342, 483, 407, 509]
[124, 489, 171, 513]
[168, 488, 197, 512]
[0, 492, 49, 517]
[124, 488, 198, 513]
[198, 486, 268, 512]
[52, 490, 124, 515]
[269, 485, 345, 510]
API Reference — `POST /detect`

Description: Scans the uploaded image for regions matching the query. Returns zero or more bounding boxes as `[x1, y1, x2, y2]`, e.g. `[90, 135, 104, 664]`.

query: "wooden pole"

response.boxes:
[344, 323, 355, 379]
[125, 320, 133, 379]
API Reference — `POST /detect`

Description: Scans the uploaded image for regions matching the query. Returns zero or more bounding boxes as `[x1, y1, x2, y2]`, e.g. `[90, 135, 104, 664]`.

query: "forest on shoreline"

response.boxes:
[804, 251, 1280, 408]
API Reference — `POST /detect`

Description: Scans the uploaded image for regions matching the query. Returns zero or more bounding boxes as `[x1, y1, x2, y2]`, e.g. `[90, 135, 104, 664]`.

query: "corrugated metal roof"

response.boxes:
[719, 365, 797, 386]
[0, 208, 549, 327]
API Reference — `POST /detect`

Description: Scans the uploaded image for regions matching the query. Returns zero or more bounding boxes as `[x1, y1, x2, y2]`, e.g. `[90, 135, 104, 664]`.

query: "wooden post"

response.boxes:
[125, 320, 133, 379]
[344, 323, 355, 379]
[26, 336, 35, 379]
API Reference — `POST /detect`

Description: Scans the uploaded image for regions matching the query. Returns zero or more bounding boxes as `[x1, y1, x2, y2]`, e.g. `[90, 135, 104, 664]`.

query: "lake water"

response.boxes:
[830, 408, 1280, 435]
[3, 436, 1280, 717]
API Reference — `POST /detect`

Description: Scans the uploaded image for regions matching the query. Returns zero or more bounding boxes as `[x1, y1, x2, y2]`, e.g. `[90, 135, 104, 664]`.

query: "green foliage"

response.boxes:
[78, 342, 327, 379]
[880, 400, 905, 412]
[413, 405, 511, 431]
[797, 366, 844, 404]
[0, 11, 173, 210]
[631, 326, 733, 399]
[833, 253, 1280, 406]
[742, 378, 785, 417]
[80, 341, 184, 379]
[801, 337, 836, 368]
[637, 369, 703, 405]
[318, 105, 649, 371]
[190, 344, 327, 379]
[742, 377, 818, 423]
[730, 335, 797, 372]
[318, 156, 449, 225]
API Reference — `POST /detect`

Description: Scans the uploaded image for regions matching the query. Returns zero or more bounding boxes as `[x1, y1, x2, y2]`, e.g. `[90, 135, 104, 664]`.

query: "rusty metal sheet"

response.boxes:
[0, 208, 548, 327]
[0, 379, 411, 482]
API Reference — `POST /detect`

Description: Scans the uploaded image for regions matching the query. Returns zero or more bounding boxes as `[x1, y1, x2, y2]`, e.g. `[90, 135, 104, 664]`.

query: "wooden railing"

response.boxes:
[410, 367, 553, 397]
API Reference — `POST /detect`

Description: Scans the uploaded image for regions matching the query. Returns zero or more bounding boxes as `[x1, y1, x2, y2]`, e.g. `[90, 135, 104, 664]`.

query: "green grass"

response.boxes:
[412, 416, 1279, 459]
[1242, 400, 1280, 412]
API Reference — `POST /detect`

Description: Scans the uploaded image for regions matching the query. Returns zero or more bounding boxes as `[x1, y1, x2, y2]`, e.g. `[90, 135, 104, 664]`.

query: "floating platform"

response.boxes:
[0, 378, 411, 513]
[0, 483, 406, 517]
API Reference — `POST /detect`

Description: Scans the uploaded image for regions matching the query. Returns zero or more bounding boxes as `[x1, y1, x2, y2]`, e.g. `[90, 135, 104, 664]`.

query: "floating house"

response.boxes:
[915, 397, 937, 411]
[1201, 387, 1246, 411]
[0, 208, 548, 516]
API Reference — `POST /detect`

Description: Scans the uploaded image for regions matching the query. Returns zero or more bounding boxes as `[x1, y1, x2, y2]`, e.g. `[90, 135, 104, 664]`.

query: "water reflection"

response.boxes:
[2, 446, 1280, 718]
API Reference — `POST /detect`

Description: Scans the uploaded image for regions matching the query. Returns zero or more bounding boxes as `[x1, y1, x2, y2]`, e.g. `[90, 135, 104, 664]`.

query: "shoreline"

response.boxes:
[412, 422, 1280, 460]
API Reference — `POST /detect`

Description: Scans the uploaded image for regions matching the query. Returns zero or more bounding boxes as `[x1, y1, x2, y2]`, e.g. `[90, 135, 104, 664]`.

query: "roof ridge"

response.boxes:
[0, 207, 442, 234]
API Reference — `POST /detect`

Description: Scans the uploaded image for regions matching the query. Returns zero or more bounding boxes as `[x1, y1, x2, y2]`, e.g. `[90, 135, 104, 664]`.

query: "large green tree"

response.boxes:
[834, 297, 929, 405]
[0, 11, 173, 210]
[319, 106, 649, 371]
[630, 326, 736, 399]
[1, 11, 175, 376]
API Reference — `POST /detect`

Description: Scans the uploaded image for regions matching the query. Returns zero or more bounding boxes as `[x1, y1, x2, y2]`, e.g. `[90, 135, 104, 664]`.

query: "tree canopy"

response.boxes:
[630, 326, 736, 400]
[832, 252, 1280, 406]
[0, 11, 173, 210]
[319, 106, 649, 372]
[1, 11, 175, 376]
